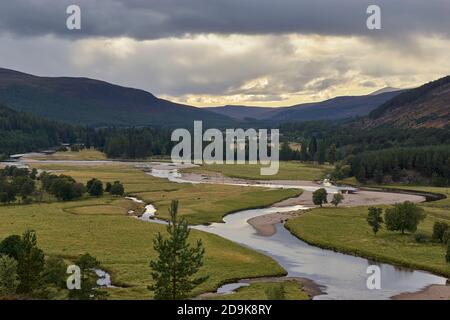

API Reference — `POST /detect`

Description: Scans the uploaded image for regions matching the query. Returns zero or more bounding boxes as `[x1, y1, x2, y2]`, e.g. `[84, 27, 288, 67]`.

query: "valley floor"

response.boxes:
[2, 157, 448, 300]
[0, 163, 302, 299]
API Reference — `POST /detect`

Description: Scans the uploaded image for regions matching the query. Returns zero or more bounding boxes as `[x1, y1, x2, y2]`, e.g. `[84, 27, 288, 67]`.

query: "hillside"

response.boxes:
[0, 105, 80, 157]
[268, 91, 402, 122]
[207, 91, 402, 123]
[0, 68, 234, 128]
[367, 76, 450, 128]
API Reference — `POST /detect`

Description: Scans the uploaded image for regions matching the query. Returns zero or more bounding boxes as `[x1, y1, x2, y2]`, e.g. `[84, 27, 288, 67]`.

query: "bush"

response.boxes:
[0, 254, 20, 296]
[415, 232, 428, 243]
[56, 146, 68, 152]
[110, 181, 125, 196]
[443, 230, 450, 245]
[0, 235, 24, 260]
[331, 193, 344, 207]
[87, 178, 103, 197]
[42, 174, 85, 201]
[432, 221, 449, 243]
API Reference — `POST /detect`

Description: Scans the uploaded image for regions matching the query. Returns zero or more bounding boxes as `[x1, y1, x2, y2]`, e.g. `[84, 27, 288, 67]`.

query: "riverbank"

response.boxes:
[392, 284, 450, 300]
[243, 185, 425, 237]
[198, 277, 324, 300]
[285, 203, 450, 281]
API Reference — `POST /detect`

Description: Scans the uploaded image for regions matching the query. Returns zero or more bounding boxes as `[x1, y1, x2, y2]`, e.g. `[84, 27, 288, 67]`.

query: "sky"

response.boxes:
[0, 0, 450, 107]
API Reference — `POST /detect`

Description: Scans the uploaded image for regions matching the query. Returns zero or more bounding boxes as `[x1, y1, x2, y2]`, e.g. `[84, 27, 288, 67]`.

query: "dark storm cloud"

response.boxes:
[0, 0, 449, 40]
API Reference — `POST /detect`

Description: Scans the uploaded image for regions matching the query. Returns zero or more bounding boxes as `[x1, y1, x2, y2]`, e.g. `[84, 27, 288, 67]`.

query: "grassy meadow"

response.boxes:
[183, 161, 332, 181]
[286, 186, 450, 277]
[31, 163, 301, 225]
[28, 148, 107, 161]
[202, 281, 309, 300]
[0, 163, 301, 299]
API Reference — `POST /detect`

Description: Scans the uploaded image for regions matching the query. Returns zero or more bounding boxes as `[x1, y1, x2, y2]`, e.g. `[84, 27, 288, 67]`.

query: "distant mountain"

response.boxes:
[207, 91, 404, 123]
[367, 75, 450, 128]
[205, 105, 276, 121]
[369, 87, 402, 96]
[0, 68, 234, 128]
[266, 91, 403, 122]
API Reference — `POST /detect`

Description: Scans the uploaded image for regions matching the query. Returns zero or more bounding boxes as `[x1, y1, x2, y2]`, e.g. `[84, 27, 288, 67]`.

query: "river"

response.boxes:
[143, 166, 448, 300]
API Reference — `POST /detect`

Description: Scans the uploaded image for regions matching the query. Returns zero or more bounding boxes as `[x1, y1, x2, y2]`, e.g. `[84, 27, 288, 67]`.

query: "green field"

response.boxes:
[29, 148, 107, 161]
[31, 163, 301, 225]
[183, 161, 332, 181]
[286, 186, 450, 277]
[0, 163, 299, 299]
[202, 281, 309, 300]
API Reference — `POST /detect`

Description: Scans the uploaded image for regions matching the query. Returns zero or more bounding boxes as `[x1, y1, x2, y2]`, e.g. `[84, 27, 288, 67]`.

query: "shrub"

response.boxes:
[87, 178, 103, 197]
[0, 235, 24, 260]
[415, 232, 428, 243]
[432, 221, 449, 243]
[110, 181, 125, 196]
[331, 193, 344, 207]
[443, 230, 450, 245]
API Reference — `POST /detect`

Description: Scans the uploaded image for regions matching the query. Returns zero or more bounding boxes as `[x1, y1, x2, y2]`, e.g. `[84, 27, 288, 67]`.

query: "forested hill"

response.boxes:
[0, 68, 235, 128]
[366, 75, 450, 128]
[0, 105, 80, 157]
[0, 104, 173, 160]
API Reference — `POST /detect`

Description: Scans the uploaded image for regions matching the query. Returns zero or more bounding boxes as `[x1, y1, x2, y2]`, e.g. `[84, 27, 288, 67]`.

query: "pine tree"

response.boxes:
[308, 137, 318, 161]
[367, 207, 383, 235]
[0, 254, 20, 296]
[327, 144, 337, 164]
[149, 200, 207, 300]
[17, 230, 45, 294]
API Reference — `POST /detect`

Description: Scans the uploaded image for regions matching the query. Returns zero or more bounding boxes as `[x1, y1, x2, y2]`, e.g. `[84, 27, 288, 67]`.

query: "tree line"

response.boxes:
[279, 120, 450, 186]
[349, 145, 450, 186]
[0, 104, 175, 160]
[0, 166, 125, 205]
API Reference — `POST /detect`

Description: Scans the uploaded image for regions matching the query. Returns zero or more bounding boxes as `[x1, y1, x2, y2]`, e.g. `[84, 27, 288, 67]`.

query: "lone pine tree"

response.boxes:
[149, 200, 207, 300]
